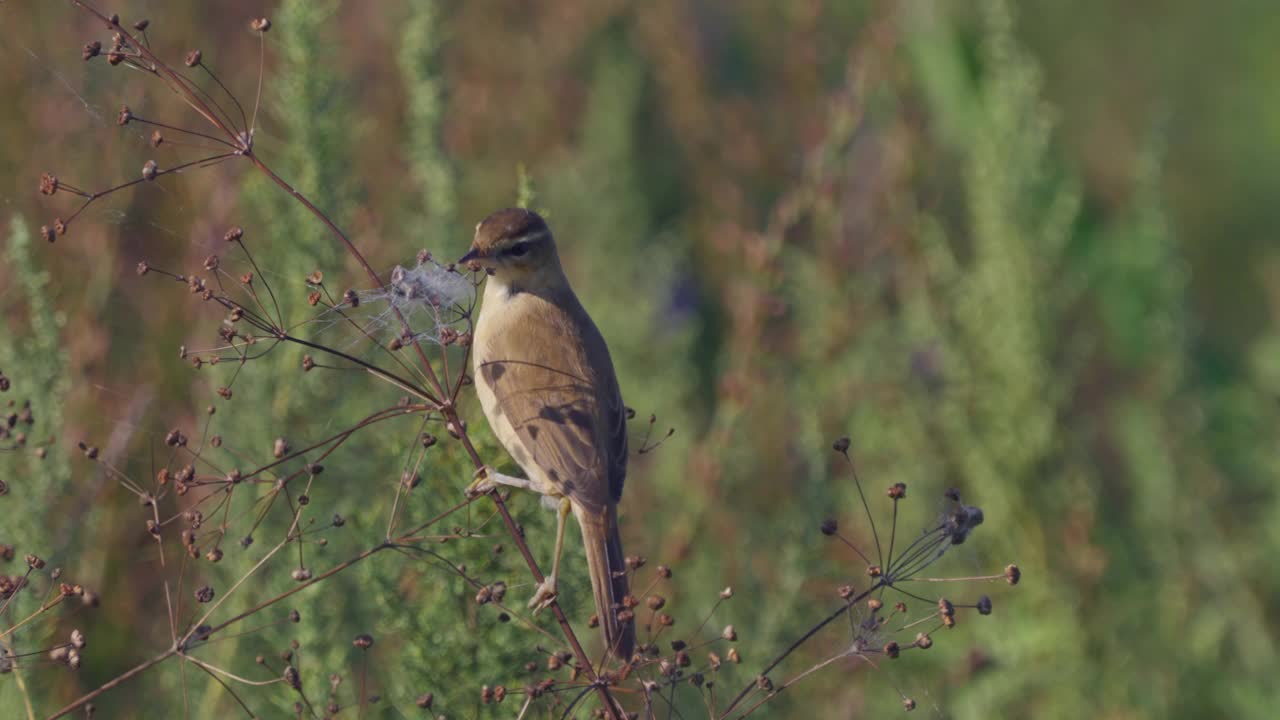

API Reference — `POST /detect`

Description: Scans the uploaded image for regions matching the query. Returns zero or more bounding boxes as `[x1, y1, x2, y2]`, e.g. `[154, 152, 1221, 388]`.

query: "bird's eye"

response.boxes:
[507, 243, 529, 258]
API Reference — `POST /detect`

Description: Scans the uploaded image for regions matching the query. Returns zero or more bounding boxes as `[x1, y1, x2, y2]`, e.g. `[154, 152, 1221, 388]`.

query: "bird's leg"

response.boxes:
[465, 465, 533, 498]
[529, 496, 572, 613]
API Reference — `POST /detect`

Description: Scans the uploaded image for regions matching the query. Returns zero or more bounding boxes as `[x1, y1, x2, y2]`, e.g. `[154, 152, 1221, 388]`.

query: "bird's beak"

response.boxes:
[457, 247, 481, 265]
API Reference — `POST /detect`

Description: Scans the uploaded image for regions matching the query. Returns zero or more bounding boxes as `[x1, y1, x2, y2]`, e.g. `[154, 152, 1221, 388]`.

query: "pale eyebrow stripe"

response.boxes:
[507, 228, 550, 246]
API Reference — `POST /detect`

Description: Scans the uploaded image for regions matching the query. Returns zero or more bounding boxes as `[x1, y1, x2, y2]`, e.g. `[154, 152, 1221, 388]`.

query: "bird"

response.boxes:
[458, 207, 635, 661]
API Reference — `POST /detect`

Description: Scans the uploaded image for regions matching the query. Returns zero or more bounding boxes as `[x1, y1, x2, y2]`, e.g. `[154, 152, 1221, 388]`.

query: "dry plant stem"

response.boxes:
[0, 637, 37, 720]
[733, 651, 851, 720]
[46, 648, 179, 720]
[720, 583, 882, 718]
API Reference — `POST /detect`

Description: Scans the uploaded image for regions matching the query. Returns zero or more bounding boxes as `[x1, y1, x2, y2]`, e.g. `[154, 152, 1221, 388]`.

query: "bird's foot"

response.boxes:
[527, 575, 558, 614]
[465, 466, 498, 498]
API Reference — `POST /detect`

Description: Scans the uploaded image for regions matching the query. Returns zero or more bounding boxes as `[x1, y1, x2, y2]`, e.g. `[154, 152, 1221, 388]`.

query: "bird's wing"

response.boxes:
[477, 289, 626, 512]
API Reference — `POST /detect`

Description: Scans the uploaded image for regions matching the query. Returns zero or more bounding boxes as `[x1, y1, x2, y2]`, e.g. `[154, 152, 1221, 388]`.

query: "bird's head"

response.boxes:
[458, 208, 563, 289]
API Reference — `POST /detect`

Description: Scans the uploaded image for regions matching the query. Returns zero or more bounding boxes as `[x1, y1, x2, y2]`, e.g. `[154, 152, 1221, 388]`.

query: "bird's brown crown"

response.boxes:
[470, 208, 553, 258]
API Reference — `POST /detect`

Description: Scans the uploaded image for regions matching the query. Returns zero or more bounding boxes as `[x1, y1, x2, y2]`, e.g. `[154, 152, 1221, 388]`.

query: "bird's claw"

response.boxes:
[527, 576, 557, 614]
[465, 466, 498, 498]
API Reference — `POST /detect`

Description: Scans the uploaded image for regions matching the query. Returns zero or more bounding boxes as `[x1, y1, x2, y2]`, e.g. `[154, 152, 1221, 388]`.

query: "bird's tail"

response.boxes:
[574, 502, 634, 662]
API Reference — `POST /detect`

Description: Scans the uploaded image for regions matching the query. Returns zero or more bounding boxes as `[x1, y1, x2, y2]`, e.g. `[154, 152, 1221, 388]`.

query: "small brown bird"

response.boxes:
[459, 208, 634, 660]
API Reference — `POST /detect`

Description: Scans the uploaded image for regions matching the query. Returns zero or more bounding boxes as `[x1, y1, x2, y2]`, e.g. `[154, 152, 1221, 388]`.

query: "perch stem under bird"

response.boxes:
[460, 208, 636, 662]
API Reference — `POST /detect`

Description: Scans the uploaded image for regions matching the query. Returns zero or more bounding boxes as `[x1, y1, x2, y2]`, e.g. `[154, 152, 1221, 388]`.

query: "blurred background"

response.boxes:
[3, 0, 1279, 717]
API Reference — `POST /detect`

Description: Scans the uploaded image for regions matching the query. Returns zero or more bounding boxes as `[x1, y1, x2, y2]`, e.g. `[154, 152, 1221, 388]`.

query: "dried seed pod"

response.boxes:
[1005, 564, 1021, 585]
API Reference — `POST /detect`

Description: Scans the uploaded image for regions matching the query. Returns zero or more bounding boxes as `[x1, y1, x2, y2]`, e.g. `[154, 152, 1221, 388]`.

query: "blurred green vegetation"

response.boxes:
[2, 0, 1279, 717]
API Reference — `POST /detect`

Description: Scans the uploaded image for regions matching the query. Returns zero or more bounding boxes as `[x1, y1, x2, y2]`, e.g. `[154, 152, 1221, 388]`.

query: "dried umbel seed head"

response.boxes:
[820, 517, 839, 536]
[117, 105, 132, 125]
[83, 41, 102, 60]
[194, 585, 215, 603]
[626, 555, 647, 571]
[721, 625, 737, 641]
[0, 544, 14, 562]
[142, 160, 158, 181]
[133, 19, 150, 31]
[343, 289, 359, 307]
[657, 613, 675, 627]
[832, 436, 851, 453]
[867, 598, 883, 612]
[302, 355, 315, 372]
[903, 697, 917, 711]
[946, 504, 985, 544]
[977, 595, 993, 615]
[914, 632, 932, 649]
[26, 553, 46, 570]
[866, 565, 882, 577]
[224, 226, 244, 243]
[283, 665, 301, 691]
[937, 598, 955, 617]
[291, 568, 313, 582]
[250, 17, 272, 32]
[71, 629, 87, 649]
[352, 633, 374, 650]
[273, 437, 289, 459]
[1005, 564, 1021, 585]
[883, 641, 900, 659]
[838, 584, 855, 600]
[184, 49, 202, 67]
[720, 586, 734, 599]
[401, 471, 422, 490]
[205, 548, 223, 563]
[888, 482, 907, 499]
[415, 693, 434, 709]
[646, 595, 666, 611]
[656, 565, 673, 579]
[39, 173, 59, 195]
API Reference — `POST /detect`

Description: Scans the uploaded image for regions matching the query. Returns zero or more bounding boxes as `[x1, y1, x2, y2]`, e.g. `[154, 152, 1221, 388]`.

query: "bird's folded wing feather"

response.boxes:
[478, 290, 626, 512]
